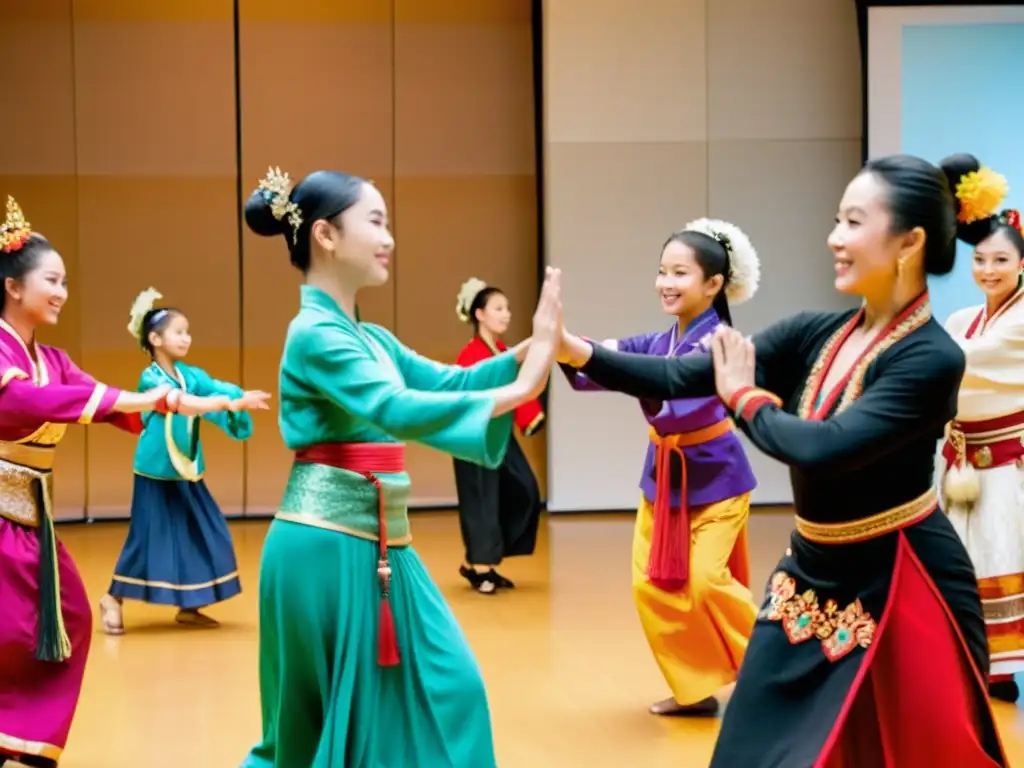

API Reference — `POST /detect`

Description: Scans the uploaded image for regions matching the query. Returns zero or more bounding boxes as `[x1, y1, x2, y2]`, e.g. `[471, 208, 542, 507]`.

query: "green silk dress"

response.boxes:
[242, 285, 518, 768]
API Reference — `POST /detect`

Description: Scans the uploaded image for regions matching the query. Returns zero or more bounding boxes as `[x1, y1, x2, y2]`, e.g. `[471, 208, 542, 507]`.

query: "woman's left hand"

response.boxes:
[710, 326, 755, 404]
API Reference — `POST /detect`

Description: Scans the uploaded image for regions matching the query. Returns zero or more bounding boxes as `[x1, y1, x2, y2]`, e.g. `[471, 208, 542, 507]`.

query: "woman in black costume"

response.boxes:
[559, 153, 1007, 767]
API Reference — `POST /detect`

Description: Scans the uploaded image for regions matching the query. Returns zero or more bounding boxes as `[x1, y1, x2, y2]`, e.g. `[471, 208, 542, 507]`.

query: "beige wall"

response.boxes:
[0, 0, 542, 519]
[543, 0, 864, 510]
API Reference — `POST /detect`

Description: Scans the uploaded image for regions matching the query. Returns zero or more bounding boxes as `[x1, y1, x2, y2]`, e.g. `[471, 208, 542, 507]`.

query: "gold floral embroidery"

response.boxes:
[797, 298, 932, 419]
[760, 571, 877, 662]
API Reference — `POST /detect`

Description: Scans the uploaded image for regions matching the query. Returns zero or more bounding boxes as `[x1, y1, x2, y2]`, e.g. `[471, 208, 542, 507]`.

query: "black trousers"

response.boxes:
[453, 438, 541, 566]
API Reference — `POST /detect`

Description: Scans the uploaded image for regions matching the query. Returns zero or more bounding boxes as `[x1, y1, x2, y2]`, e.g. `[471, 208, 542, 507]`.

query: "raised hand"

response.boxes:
[710, 325, 755, 404]
[531, 266, 563, 346]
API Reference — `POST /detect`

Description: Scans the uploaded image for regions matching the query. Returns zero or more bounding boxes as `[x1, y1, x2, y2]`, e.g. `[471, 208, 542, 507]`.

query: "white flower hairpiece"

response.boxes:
[127, 287, 163, 341]
[456, 277, 488, 323]
[683, 217, 760, 304]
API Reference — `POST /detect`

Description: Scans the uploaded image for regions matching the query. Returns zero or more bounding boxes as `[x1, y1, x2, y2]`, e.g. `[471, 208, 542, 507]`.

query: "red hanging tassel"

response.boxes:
[378, 594, 400, 667]
[646, 439, 690, 592]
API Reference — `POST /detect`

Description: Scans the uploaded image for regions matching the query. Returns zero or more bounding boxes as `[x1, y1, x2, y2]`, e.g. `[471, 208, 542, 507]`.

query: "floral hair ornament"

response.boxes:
[682, 218, 761, 304]
[127, 287, 164, 342]
[998, 208, 1023, 237]
[456, 277, 488, 323]
[955, 167, 1008, 224]
[258, 166, 303, 244]
[0, 196, 32, 254]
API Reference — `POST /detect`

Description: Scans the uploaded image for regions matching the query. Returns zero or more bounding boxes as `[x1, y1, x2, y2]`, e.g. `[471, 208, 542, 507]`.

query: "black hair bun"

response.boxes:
[938, 152, 993, 245]
[243, 190, 287, 238]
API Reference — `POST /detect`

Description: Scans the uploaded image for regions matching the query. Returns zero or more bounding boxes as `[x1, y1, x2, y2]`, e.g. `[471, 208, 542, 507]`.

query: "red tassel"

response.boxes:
[378, 595, 400, 667]
[646, 439, 690, 592]
[647, 506, 689, 592]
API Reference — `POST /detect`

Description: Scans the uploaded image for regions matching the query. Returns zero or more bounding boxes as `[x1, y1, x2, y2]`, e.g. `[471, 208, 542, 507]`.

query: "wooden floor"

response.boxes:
[59, 509, 1024, 767]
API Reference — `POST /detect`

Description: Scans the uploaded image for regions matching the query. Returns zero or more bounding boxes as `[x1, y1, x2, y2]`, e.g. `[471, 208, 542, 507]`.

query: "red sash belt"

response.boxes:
[941, 412, 1024, 472]
[295, 442, 405, 667]
[647, 419, 734, 591]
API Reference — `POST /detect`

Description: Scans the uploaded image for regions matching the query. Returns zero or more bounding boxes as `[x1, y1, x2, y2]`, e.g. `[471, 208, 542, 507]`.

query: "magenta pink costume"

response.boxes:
[0, 318, 141, 763]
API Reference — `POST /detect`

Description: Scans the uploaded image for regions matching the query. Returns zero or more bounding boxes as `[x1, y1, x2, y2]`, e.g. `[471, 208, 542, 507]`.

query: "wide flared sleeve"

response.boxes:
[375, 326, 518, 394]
[578, 313, 813, 403]
[185, 364, 253, 440]
[294, 321, 513, 468]
[0, 350, 132, 431]
[729, 340, 964, 471]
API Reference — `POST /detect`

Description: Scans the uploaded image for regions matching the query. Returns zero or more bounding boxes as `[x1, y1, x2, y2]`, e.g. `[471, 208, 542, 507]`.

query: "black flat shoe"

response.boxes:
[459, 565, 498, 594]
[492, 570, 515, 589]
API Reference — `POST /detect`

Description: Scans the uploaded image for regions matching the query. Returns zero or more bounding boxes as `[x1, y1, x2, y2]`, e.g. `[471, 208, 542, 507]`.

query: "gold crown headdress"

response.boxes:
[956, 167, 1009, 224]
[258, 166, 303, 244]
[0, 196, 32, 253]
[456, 277, 489, 323]
[127, 287, 165, 342]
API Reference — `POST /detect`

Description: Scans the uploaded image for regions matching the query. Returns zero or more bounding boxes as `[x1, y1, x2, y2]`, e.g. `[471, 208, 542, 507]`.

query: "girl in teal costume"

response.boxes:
[240, 166, 561, 768]
[100, 290, 269, 635]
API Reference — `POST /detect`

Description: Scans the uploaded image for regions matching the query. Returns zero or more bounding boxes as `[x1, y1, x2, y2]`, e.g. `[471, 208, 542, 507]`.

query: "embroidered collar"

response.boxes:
[797, 293, 931, 420]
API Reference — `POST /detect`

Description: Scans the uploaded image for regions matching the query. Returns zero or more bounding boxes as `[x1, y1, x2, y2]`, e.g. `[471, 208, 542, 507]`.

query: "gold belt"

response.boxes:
[795, 489, 938, 544]
[0, 447, 55, 528]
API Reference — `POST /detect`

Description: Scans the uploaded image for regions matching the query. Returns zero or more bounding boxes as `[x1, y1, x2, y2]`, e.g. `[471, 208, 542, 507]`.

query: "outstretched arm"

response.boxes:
[564, 313, 812, 403]
[726, 341, 964, 470]
[186, 366, 254, 440]
[292, 322, 532, 468]
[376, 328, 521, 394]
[0, 361, 148, 433]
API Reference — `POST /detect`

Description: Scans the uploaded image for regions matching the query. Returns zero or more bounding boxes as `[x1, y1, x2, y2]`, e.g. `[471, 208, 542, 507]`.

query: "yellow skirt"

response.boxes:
[631, 493, 756, 705]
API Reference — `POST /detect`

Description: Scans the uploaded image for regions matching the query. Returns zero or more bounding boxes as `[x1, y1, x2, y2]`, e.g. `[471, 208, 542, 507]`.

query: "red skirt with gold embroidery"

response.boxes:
[709, 508, 1006, 767]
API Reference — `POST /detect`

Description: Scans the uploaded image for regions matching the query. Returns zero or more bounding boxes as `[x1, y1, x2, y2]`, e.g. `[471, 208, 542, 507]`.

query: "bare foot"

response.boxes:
[649, 696, 720, 717]
[99, 594, 124, 635]
[175, 609, 220, 628]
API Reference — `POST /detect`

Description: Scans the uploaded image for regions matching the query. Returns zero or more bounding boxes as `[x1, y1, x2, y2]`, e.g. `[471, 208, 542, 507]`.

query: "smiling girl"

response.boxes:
[938, 154, 1024, 703]
[98, 289, 270, 635]
[560, 219, 761, 716]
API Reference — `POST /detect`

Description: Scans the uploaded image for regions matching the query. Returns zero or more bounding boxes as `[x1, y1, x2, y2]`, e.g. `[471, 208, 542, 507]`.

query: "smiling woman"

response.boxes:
[557, 153, 1009, 766]
[0, 196, 263, 768]
[937, 154, 1024, 705]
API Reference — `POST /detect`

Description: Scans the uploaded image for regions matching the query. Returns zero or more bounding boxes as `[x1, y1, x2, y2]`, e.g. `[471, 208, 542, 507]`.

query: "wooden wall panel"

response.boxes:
[0, 0, 86, 520]
[393, 0, 543, 505]
[72, 0, 242, 516]
[238, 0, 396, 513]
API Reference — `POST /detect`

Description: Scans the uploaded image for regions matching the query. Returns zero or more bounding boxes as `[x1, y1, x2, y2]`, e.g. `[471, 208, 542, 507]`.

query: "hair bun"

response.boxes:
[939, 152, 1010, 246]
[244, 190, 288, 238]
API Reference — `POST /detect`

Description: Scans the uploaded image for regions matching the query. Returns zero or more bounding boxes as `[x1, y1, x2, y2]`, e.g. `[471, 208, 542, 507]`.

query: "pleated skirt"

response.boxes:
[109, 474, 241, 609]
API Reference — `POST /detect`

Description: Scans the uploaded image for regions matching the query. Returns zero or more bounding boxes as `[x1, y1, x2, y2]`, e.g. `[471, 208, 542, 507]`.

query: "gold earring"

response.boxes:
[896, 258, 905, 278]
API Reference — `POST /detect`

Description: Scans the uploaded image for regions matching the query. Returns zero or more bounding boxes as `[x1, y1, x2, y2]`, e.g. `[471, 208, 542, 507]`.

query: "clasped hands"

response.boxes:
[525, 267, 757, 405]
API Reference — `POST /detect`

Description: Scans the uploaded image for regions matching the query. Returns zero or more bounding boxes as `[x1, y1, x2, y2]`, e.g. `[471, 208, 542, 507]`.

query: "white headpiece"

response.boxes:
[682, 218, 760, 304]
[127, 287, 164, 341]
[456, 277, 488, 323]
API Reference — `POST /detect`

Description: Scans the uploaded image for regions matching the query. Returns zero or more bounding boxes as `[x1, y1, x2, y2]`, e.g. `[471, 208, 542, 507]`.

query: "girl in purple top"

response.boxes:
[561, 218, 760, 716]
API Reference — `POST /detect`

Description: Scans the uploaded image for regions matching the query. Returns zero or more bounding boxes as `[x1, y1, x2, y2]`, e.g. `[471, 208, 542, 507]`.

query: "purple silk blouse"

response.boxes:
[561, 307, 756, 508]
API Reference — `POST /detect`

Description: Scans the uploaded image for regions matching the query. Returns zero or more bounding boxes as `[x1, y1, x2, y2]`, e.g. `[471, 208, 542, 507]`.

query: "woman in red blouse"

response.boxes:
[453, 278, 543, 594]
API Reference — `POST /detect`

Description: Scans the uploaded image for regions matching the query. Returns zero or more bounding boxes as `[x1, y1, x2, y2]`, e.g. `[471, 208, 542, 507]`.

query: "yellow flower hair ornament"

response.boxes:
[456, 277, 488, 323]
[0, 196, 32, 254]
[127, 287, 164, 342]
[956, 167, 1009, 224]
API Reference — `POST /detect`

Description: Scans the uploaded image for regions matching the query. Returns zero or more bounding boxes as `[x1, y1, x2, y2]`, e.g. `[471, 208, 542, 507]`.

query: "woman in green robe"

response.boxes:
[240, 167, 561, 768]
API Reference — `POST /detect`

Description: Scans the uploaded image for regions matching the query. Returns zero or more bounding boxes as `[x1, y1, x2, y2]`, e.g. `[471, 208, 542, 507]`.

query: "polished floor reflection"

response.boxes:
[61, 510, 1024, 767]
